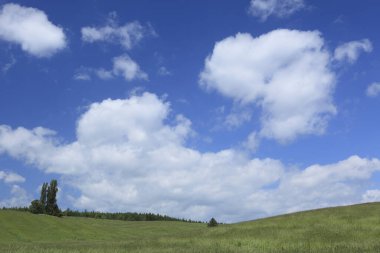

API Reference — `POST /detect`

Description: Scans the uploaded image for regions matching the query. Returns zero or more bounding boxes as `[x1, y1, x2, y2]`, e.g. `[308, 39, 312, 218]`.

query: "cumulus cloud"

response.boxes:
[248, 0, 305, 21]
[0, 92, 379, 221]
[0, 126, 79, 174]
[0, 3, 66, 57]
[366, 82, 380, 97]
[200, 29, 336, 143]
[81, 14, 155, 50]
[0, 170, 25, 183]
[248, 156, 380, 215]
[334, 39, 372, 63]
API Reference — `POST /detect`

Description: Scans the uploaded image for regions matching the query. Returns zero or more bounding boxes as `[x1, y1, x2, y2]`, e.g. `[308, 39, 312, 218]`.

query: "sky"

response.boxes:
[0, 0, 380, 223]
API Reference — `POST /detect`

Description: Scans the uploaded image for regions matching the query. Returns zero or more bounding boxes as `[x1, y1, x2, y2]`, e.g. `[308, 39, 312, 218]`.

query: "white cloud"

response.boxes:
[0, 185, 30, 207]
[96, 55, 147, 81]
[247, 156, 380, 216]
[200, 29, 336, 143]
[0, 92, 379, 222]
[288, 156, 378, 188]
[0, 170, 25, 183]
[74, 55, 147, 82]
[362, 189, 380, 202]
[73, 72, 91, 81]
[81, 15, 155, 50]
[334, 39, 372, 63]
[0, 3, 66, 57]
[248, 0, 305, 21]
[80, 13, 150, 82]
[95, 68, 113, 80]
[75, 93, 182, 147]
[112, 55, 148, 81]
[366, 82, 380, 97]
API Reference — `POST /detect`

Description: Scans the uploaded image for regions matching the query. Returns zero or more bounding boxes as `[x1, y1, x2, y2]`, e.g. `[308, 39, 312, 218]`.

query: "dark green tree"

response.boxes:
[29, 199, 43, 214]
[46, 179, 60, 216]
[39, 182, 48, 213]
[207, 217, 218, 227]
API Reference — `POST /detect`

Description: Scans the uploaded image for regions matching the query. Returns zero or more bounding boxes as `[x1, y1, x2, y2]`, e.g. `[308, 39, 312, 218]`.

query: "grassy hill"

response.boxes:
[0, 202, 380, 253]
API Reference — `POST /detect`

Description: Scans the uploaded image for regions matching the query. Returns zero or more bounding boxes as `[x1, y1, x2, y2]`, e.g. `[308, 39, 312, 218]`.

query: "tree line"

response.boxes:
[62, 209, 202, 223]
[22, 179, 203, 223]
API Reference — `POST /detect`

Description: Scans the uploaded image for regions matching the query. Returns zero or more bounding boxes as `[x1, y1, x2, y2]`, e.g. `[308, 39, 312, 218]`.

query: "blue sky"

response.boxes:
[0, 0, 380, 222]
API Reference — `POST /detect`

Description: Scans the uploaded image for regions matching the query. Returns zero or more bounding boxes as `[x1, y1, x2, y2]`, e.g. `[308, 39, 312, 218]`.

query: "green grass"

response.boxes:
[1, 202, 380, 252]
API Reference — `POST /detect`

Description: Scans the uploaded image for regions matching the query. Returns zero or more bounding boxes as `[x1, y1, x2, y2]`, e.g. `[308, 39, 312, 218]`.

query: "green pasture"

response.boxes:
[1, 202, 379, 252]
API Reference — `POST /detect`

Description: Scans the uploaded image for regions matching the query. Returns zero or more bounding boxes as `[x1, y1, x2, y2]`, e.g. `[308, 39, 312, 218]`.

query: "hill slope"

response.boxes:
[1, 202, 380, 253]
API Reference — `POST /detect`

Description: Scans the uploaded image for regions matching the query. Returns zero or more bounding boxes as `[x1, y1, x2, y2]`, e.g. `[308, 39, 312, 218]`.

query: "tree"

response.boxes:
[29, 200, 43, 214]
[39, 182, 48, 213]
[46, 179, 61, 216]
[207, 217, 218, 227]
[29, 180, 61, 216]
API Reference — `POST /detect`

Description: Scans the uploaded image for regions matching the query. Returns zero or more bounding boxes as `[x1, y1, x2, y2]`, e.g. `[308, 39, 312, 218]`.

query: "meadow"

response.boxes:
[0, 202, 380, 253]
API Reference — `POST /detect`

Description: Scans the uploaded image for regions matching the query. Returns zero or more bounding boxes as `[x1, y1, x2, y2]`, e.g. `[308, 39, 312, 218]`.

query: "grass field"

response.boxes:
[1, 202, 380, 253]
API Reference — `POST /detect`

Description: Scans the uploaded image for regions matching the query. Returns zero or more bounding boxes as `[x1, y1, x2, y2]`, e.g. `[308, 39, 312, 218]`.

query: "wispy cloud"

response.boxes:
[1, 55, 16, 74]
[73, 55, 148, 82]
[248, 0, 305, 21]
[334, 39, 372, 64]
[81, 13, 155, 50]
[366, 82, 380, 97]
[0, 170, 25, 184]
[157, 66, 171, 76]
